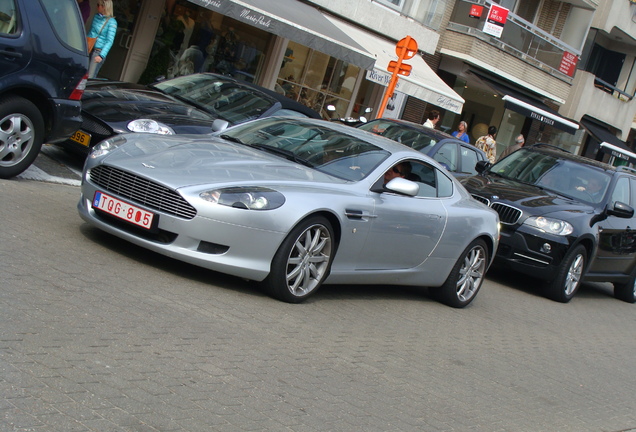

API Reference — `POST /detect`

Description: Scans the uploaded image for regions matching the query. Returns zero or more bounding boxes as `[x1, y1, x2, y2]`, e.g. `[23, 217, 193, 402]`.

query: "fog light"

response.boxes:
[540, 243, 552, 253]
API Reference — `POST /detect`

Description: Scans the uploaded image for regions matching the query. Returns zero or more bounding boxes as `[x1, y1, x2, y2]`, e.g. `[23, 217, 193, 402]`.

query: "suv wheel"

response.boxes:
[0, 96, 45, 179]
[613, 273, 636, 303]
[546, 244, 586, 303]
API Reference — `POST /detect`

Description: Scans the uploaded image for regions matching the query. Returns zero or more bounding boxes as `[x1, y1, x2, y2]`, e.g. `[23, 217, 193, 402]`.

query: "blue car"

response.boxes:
[358, 118, 488, 178]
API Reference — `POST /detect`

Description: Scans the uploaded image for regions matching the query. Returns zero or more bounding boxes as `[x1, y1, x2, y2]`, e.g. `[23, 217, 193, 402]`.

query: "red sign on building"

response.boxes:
[469, 5, 483, 18]
[559, 51, 579, 77]
[483, 5, 509, 38]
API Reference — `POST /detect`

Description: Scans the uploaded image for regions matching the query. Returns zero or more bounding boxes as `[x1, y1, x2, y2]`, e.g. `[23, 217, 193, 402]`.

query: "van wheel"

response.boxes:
[0, 96, 45, 179]
[264, 216, 334, 303]
[546, 245, 586, 303]
[614, 273, 636, 303]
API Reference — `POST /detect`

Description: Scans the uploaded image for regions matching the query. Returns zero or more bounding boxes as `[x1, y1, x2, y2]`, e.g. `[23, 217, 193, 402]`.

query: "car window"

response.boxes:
[219, 117, 390, 182]
[275, 109, 309, 118]
[433, 143, 457, 171]
[406, 161, 452, 198]
[460, 145, 479, 175]
[40, 0, 86, 51]
[612, 177, 631, 205]
[154, 75, 276, 124]
[0, 0, 18, 35]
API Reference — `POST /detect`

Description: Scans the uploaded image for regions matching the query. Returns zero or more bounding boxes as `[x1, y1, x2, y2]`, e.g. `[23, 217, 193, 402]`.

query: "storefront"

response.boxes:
[89, 0, 463, 121]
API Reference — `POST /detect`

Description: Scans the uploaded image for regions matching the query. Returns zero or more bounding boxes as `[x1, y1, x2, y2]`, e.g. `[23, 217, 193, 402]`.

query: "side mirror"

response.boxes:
[212, 119, 230, 132]
[607, 201, 635, 219]
[371, 177, 419, 196]
[475, 160, 491, 174]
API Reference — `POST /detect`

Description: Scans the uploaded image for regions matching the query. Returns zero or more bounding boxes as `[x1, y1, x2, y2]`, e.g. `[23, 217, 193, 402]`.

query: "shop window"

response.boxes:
[277, 41, 360, 119]
[140, 4, 270, 85]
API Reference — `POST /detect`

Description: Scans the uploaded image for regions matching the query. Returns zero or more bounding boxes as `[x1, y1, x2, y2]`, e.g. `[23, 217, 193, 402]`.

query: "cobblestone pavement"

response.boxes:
[2, 162, 636, 431]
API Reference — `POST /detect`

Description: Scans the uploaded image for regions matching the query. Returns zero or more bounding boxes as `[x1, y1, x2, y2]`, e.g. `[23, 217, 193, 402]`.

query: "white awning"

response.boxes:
[323, 15, 465, 114]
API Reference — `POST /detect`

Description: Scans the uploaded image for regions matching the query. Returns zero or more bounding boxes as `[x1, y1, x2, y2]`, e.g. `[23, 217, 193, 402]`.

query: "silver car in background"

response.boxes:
[78, 117, 499, 307]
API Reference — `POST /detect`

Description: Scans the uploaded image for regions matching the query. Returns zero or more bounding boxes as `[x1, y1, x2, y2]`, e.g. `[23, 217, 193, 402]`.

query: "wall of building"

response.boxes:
[303, 0, 440, 54]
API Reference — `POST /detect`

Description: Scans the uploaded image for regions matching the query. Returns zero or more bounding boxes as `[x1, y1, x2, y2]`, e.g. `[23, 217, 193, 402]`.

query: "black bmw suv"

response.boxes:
[0, 0, 88, 178]
[462, 144, 636, 303]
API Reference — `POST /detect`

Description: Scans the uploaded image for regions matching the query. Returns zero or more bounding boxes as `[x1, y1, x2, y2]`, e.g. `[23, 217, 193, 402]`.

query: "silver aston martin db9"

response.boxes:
[78, 117, 499, 307]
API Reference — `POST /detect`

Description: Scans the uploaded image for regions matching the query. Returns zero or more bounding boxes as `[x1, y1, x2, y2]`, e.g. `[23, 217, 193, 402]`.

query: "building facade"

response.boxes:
[85, 0, 636, 164]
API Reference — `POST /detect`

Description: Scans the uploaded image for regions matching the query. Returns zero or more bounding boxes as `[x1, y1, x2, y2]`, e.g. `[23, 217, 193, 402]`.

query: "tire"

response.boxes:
[545, 244, 586, 303]
[431, 239, 488, 308]
[614, 273, 636, 303]
[264, 216, 335, 303]
[0, 96, 45, 179]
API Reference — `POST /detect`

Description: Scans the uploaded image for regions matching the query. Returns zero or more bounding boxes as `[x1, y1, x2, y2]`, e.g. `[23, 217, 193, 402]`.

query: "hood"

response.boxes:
[82, 81, 215, 133]
[98, 134, 341, 189]
[462, 174, 595, 217]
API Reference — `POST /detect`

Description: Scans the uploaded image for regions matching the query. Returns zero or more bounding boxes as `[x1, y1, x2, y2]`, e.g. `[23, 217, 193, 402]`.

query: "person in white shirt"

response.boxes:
[423, 110, 440, 128]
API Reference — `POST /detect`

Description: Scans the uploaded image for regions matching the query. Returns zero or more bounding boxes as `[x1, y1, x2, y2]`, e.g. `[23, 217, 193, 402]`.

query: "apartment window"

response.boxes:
[494, 0, 541, 23]
[375, 0, 404, 11]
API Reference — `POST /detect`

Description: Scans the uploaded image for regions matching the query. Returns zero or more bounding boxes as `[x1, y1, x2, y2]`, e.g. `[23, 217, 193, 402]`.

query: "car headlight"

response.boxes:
[199, 187, 285, 210]
[89, 135, 128, 159]
[524, 216, 573, 236]
[127, 119, 175, 135]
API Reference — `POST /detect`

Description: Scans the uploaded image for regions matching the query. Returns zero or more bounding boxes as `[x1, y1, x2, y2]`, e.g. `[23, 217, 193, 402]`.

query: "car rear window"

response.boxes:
[40, 0, 85, 51]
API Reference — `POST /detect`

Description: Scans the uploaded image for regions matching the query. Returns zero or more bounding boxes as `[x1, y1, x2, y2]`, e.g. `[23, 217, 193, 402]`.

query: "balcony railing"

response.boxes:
[448, 0, 579, 77]
[594, 77, 634, 102]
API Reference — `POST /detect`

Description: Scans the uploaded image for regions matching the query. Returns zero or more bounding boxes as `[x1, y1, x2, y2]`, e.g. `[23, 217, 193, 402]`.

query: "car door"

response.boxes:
[356, 159, 448, 270]
[593, 176, 636, 274]
[0, 0, 30, 78]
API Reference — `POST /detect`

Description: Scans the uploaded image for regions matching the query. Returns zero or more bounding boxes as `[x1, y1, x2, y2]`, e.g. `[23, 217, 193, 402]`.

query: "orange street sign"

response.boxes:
[396, 36, 418, 60]
[387, 60, 412, 76]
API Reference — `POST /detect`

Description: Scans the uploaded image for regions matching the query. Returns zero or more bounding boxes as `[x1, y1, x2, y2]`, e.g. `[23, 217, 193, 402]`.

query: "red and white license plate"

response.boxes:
[92, 191, 155, 230]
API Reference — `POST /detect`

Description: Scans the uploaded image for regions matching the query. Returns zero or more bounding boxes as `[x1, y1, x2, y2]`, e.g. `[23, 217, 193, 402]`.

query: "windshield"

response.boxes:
[153, 74, 275, 124]
[488, 149, 611, 203]
[220, 118, 390, 181]
[359, 120, 439, 151]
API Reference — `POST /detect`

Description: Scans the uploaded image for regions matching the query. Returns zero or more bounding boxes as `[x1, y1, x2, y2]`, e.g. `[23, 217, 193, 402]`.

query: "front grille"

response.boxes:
[471, 194, 490, 206]
[90, 165, 197, 219]
[491, 203, 522, 225]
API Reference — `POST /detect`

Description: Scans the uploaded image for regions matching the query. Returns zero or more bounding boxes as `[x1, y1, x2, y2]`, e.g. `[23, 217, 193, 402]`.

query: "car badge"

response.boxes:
[142, 163, 156, 169]
[492, 195, 499, 199]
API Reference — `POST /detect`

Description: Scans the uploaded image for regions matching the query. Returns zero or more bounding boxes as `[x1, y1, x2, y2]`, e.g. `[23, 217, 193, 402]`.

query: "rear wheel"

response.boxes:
[431, 239, 488, 308]
[0, 96, 44, 179]
[264, 216, 334, 303]
[614, 272, 636, 303]
[546, 245, 586, 303]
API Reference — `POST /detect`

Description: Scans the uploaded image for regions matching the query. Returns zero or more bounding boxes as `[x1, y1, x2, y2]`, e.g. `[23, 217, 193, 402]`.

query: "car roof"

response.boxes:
[240, 80, 322, 119]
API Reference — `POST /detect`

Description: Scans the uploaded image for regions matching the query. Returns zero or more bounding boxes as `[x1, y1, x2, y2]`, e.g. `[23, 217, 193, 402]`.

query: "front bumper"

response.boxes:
[77, 181, 286, 282]
[495, 225, 571, 280]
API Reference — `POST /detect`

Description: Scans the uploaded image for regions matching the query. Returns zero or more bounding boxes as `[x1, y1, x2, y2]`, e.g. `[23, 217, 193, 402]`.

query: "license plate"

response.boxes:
[70, 130, 91, 147]
[92, 191, 155, 230]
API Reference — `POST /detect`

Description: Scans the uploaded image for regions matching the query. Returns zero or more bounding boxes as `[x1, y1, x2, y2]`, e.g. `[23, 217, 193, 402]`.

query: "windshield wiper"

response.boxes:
[219, 134, 246, 145]
[249, 143, 314, 168]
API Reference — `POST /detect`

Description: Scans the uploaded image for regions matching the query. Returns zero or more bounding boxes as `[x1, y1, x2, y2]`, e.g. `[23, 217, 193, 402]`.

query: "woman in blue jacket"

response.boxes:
[87, 0, 117, 78]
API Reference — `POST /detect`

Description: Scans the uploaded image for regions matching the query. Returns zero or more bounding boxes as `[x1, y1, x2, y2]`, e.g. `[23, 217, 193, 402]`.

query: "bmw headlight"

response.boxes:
[89, 135, 128, 159]
[200, 187, 285, 210]
[524, 216, 573, 236]
[127, 119, 175, 135]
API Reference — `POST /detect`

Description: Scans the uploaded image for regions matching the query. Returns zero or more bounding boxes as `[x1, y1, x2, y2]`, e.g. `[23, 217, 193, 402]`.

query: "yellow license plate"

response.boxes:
[70, 130, 91, 147]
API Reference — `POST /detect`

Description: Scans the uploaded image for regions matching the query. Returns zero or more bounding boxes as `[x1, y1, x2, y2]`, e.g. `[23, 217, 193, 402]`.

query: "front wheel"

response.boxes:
[545, 244, 586, 303]
[0, 96, 45, 179]
[431, 239, 488, 308]
[264, 216, 335, 303]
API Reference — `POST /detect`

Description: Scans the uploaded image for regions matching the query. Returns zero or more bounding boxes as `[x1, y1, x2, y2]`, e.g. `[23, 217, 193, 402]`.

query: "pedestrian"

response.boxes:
[423, 110, 440, 129]
[475, 125, 497, 163]
[87, 0, 117, 79]
[76, 0, 91, 25]
[452, 120, 470, 143]
[498, 134, 525, 161]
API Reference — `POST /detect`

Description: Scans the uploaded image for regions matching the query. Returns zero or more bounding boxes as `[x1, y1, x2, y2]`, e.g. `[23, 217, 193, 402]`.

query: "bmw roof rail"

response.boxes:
[528, 143, 572, 153]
